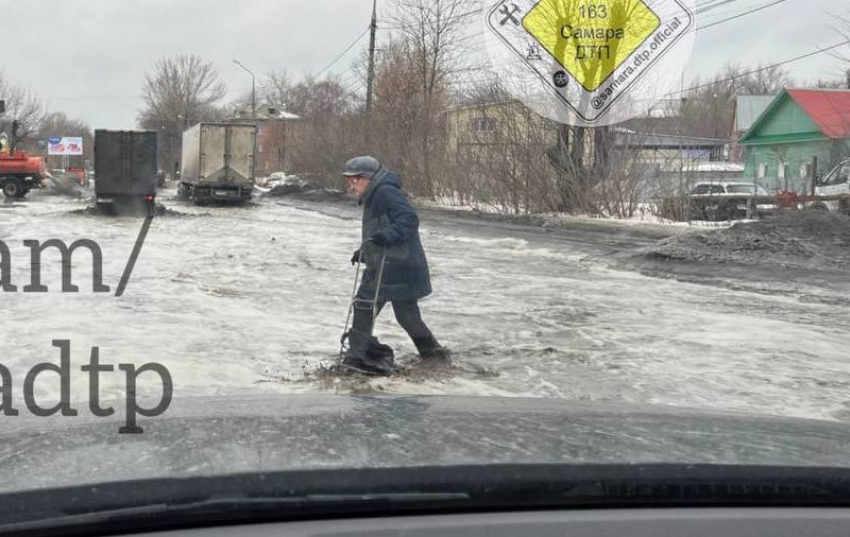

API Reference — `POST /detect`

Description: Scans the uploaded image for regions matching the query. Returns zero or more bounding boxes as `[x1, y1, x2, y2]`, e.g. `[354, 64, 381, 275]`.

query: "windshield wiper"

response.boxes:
[4, 464, 850, 536]
[2, 492, 472, 536]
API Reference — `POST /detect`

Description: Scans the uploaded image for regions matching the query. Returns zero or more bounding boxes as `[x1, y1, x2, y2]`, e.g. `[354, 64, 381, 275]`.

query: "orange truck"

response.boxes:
[0, 151, 47, 199]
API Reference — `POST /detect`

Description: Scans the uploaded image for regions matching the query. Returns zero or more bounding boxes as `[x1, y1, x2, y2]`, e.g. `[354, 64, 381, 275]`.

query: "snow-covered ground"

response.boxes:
[3, 189, 850, 423]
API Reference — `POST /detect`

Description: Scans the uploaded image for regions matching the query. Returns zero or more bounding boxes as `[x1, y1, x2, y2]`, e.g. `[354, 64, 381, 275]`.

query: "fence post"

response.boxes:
[810, 156, 818, 197]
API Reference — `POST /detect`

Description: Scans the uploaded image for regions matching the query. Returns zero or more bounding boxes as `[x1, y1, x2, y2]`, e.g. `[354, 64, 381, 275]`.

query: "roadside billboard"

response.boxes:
[48, 136, 84, 156]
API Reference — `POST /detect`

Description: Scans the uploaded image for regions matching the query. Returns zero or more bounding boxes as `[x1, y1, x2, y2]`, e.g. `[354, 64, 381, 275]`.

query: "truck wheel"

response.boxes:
[1, 179, 22, 199]
[195, 187, 212, 206]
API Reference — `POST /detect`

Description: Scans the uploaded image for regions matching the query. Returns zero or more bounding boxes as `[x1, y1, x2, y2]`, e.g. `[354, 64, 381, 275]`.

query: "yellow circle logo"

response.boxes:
[522, 0, 661, 91]
[485, 0, 695, 125]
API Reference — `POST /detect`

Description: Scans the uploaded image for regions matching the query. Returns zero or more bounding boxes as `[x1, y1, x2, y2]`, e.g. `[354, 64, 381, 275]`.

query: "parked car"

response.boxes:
[689, 182, 776, 220]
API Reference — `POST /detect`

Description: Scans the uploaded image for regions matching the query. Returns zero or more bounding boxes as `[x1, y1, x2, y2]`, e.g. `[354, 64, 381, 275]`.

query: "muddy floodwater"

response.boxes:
[3, 189, 850, 423]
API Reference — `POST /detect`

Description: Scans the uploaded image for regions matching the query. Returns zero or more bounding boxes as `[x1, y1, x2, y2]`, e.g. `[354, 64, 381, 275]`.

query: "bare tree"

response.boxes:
[0, 72, 46, 148]
[286, 76, 363, 181]
[137, 54, 227, 171]
[288, 76, 355, 120]
[829, 10, 850, 76]
[672, 64, 793, 139]
[262, 70, 293, 111]
[228, 70, 296, 118]
[38, 112, 94, 163]
[388, 0, 478, 197]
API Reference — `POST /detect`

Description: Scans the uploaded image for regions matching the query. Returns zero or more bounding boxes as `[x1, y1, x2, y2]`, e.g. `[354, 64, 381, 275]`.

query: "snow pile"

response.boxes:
[537, 206, 690, 228]
[647, 210, 850, 272]
[264, 176, 350, 203]
[416, 196, 687, 228]
[256, 172, 299, 188]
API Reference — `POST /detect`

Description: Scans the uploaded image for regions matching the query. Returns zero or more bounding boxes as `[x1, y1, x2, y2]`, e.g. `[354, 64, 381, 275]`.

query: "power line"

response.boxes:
[314, 26, 371, 79]
[695, 0, 742, 12]
[672, 38, 850, 95]
[696, 0, 791, 30]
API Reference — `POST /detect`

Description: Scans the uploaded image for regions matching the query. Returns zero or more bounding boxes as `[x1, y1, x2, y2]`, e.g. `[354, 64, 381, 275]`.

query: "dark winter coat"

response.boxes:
[356, 167, 432, 303]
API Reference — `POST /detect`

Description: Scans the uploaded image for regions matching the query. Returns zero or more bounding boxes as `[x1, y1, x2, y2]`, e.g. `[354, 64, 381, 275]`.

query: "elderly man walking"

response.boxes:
[341, 156, 449, 375]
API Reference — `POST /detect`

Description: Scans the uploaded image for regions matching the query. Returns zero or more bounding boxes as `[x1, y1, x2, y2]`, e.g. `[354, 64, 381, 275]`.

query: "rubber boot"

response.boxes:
[413, 336, 451, 362]
[342, 330, 395, 376]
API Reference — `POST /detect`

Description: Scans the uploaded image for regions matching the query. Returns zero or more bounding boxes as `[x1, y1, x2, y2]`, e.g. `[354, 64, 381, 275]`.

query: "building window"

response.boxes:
[777, 162, 785, 180]
[471, 117, 496, 133]
[758, 162, 767, 179]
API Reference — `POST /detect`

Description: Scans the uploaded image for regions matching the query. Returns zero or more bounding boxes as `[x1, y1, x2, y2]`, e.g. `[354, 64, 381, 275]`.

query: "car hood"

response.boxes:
[2, 395, 850, 494]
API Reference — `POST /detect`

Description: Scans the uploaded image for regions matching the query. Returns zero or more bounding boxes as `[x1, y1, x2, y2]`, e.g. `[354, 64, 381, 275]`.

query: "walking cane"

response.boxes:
[339, 240, 387, 361]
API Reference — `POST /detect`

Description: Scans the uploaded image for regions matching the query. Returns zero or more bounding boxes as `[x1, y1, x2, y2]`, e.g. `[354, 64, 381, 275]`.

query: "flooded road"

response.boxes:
[3, 189, 850, 422]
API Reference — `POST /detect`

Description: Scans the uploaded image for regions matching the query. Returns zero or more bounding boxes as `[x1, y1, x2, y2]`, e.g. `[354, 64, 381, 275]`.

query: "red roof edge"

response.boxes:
[786, 89, 850, 139]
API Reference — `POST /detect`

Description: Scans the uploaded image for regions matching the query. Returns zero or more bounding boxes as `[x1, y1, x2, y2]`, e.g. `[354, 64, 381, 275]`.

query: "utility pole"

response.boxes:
[10, 120, 19, 154]
[365, 0, 378, 118]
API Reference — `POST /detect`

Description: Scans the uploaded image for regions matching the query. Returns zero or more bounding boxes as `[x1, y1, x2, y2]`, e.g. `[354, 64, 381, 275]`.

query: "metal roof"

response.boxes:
[734, 95, 775, 133]
[616, 132, 728, 148]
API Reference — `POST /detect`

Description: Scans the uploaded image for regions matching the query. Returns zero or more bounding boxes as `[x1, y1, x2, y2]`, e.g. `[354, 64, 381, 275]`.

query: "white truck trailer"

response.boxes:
[179, 123, 257, 205]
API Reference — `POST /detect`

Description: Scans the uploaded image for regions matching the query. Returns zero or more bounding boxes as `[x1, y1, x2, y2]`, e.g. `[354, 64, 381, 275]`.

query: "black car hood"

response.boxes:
[2, 395, 849, 494]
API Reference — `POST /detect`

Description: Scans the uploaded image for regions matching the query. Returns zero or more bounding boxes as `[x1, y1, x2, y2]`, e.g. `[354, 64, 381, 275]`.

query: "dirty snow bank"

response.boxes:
[647, 211, 850, 272]
[262, 176, 350, 203]
[418, 197, 685, 226]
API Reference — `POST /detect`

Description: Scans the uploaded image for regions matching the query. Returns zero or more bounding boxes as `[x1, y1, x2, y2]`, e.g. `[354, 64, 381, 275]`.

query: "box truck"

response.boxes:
[179, 123, 257, 205]
[94, 130, 158, 214]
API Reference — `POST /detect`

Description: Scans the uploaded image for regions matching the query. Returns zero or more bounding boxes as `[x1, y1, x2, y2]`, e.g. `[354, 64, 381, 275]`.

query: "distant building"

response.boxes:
[614, 130, 730, 171]
[444, 100, 736, 198]
[229, 107, 301, 176]
[739, 89, 850, 193]
[444, 100, 558, 154]
[730, 95, 775, 162]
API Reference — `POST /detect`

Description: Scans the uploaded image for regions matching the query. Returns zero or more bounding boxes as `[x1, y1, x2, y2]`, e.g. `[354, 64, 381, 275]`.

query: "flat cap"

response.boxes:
[342, 156, 381, 179]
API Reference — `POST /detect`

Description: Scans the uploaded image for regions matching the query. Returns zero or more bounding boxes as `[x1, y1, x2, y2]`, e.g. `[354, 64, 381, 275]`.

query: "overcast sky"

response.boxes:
[3, 0, 848, 129]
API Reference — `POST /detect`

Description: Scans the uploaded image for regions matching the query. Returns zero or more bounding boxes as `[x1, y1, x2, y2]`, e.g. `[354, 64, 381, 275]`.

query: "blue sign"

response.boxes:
[48, 137, 62, 145]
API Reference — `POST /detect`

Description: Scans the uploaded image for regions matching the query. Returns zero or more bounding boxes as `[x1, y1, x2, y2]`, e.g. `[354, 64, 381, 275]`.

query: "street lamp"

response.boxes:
[233, 59, 257, 120]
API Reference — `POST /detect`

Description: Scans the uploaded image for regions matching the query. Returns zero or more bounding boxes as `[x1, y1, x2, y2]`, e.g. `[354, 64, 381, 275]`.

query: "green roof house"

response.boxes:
[739, 89, 850, 193]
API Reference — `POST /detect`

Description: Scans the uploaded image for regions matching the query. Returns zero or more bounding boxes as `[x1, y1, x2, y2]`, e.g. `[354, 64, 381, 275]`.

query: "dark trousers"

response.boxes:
[352, 299, 433, 342]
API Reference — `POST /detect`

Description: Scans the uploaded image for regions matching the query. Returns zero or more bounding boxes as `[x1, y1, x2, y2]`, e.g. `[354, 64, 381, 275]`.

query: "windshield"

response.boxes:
[3, 0, 850, 523]
[725, 184, 767, 194]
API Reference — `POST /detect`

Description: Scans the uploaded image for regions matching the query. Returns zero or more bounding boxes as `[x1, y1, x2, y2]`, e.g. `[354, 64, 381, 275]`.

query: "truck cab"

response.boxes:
[814, 159, 850, 213]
